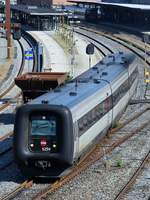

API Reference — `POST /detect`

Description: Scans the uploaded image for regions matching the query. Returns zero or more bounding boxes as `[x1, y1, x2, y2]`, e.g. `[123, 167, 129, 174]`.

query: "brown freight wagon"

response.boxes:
[15, 72, 67, 103]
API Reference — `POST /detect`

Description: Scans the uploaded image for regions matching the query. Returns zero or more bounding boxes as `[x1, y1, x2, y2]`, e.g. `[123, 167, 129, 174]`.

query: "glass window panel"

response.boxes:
[31, 116, 56, 136]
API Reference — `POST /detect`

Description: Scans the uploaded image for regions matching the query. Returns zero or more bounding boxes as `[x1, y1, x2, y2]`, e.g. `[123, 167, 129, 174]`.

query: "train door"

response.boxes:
[105, 93, 113, 130]
[106, 97, 110, 125]
[73, 114, 79, 160]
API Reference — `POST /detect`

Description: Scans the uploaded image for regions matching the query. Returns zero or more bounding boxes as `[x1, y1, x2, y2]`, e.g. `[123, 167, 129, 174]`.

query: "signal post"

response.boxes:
[0, 0, 20, 58]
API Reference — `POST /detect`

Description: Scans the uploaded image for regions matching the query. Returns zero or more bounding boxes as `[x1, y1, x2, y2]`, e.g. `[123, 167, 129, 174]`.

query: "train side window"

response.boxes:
[105, 98, 111, 113]
[83, 118, 88, 126]
[78, 94, 114, 136]
[95, 106, 100, 119]
[87, 112, 92, 123]
[91, 109, 95, 122]
[78, 118, 84, 131]
[106, 97, 111, 112]
[113, 90, 118, 106]
[99, 102, 103, 117]
[78, 122, 83, 131]
[110, 96, 113, 110]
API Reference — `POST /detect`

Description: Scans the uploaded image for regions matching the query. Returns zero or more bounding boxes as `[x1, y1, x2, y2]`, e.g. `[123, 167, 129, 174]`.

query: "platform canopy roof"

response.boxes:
[11, 4, 67, 16]
[68, 0, 150, 10]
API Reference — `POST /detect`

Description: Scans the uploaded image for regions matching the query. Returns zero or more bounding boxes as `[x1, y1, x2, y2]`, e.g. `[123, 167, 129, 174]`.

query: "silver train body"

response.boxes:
[14, 52, 138, 177]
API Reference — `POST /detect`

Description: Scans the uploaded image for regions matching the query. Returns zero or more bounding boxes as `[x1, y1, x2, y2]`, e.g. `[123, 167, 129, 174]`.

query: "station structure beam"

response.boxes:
[0, 0, 20, 58]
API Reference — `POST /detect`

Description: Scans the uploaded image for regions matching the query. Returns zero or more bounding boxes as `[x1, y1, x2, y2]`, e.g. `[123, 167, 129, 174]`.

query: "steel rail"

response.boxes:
[0, 28, 118, 169]
[35, 110, 150, 200]
[0, 34, 37, 178]
[0, 39, 25, 98]
[0, 180, 33, 200]
[0, 31, 42, 200]
[0, 39, 25, 112]
[110, 106, 150, 134]
[78, 25, 150, 100]
[75, 28, 114, 55]
[79, 26, 150, 66]
[2, 28, 150, 200]
[0, 130, 13, 141]
[33, 27, 150, 199]
[0, 33, 37, 141]
[0, 31, 37, 102]
[1, 106, 148, 197]
[114, 151, 150, 200]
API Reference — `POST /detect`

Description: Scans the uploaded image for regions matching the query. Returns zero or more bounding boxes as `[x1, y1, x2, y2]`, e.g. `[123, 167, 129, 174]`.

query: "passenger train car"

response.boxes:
[14, 52, 138, 177]
[85, 8, 101, 22]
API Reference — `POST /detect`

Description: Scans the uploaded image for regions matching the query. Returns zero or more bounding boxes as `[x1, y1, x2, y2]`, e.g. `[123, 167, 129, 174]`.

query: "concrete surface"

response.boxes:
[0, 36, 7, 67]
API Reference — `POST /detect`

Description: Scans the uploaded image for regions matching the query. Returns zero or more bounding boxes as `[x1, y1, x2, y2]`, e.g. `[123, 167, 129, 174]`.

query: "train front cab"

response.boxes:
[14, 104, 74, 177]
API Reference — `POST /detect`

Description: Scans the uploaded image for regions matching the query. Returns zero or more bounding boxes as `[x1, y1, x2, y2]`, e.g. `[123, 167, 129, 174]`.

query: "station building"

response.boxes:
[17, 0, 101, 7]
[102, 0, 150, 4]
[11, 4, 67, 30]
[17, 0, 52, 7]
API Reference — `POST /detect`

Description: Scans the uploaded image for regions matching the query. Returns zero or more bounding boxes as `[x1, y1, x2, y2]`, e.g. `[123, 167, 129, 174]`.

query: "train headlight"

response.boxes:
[30, 143, 34, 147]
[52, 144, 56, 148]
[42, 116, 46, 120]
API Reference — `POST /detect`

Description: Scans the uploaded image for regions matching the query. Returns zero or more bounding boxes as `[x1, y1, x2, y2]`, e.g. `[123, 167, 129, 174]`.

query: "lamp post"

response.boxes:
[0, 0, 20, 58]
[143, 34, 150, 86]
[143, 34, 149, 76]
[5, 0, 11, 58]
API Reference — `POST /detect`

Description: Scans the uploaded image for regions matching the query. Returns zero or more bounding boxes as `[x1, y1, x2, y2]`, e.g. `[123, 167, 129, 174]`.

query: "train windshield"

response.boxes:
[31, 115, 56, 136]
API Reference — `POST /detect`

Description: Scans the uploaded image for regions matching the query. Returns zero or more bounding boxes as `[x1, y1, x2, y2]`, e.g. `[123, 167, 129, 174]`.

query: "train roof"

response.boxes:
[29, 53, 135, 109]
[68, 1, 150, 10]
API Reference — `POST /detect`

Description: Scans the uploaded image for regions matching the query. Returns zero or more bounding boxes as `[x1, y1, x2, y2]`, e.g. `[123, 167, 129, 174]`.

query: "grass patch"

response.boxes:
[117, 155, 123, 167]
[112, 123, 118, 129]
[52, 34, 68, 53]
[51, 32, 78, 55]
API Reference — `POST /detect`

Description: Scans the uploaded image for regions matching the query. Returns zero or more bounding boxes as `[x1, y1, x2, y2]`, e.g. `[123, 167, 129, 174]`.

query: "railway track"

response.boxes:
[0, 130, 13, 170]
[0, 29, 120, 160]
[0, 30, 118, 199]
[81, 23, 150, 73]
[0, 35, 37, 135]
[0, 40, 24, 172]
[114, 150, 150, 200]
[78, 25, 150, 66]
[0, 36, 36, 99]
[0, 180, 33, 200]
[2, 105, 149, 200]
[33, 105, 150, 200]
[0, 130, 13, 141]
[0, 36, 36, 179]
[77, 25, 150, 100]
[35, 27, 150, 199]
[1, 26, 150, 200]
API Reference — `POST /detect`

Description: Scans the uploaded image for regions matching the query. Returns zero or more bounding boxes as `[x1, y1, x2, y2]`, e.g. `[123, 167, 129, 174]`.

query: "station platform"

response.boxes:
[0, 36, 7, 68]
[0, 29, 102, 100]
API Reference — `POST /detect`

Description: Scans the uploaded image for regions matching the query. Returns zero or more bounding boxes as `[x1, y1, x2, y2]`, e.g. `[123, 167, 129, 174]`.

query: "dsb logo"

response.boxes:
[40, 140, 47, 147]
